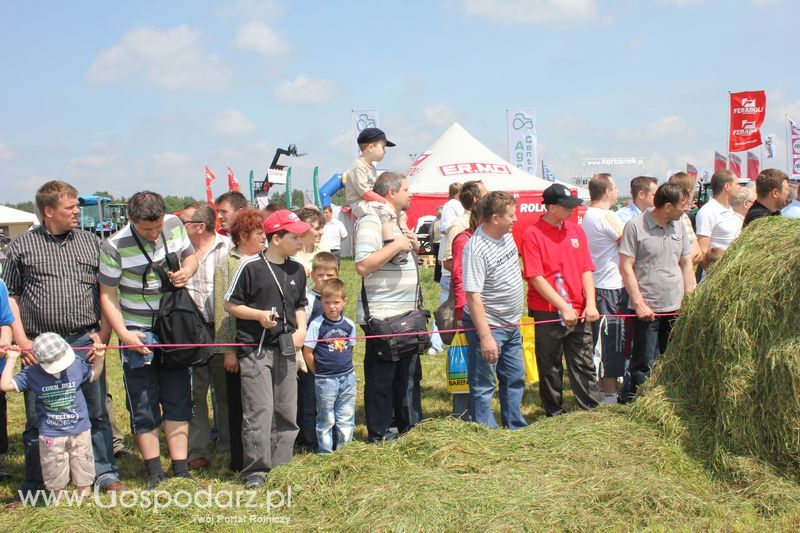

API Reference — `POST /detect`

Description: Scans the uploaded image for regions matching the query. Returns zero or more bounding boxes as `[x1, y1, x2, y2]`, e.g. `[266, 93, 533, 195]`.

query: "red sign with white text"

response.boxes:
[729, 91, 766, 152]
[438, 162, 512, 176]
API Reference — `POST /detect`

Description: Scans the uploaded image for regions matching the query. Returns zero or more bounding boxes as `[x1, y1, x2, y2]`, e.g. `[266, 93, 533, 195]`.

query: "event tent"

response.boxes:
[0, 205, 38, 238]
[404, 123, 582, 246]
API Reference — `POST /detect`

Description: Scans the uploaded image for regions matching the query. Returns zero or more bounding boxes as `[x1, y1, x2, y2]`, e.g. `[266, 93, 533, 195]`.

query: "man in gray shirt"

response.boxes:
[462, 191, 526, 429]
[619, 182, 695, 401]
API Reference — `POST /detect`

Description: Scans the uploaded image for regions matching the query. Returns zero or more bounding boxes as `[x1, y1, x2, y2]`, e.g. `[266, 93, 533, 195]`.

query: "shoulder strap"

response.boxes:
[360, 250, 423, 324]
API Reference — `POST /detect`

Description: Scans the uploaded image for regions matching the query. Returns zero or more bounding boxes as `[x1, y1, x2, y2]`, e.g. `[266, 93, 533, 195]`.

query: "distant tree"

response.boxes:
[3, 201, 35, 214]
[269, 189, 305, 209]
[330, 188, 346, 206]
[163, 195, 200, 213]
[93, 190, 114, 200]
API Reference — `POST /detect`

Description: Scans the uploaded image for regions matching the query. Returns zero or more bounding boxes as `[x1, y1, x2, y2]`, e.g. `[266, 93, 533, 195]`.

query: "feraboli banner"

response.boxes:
[507, 108, 537, 175]
[729, 91, 766, 152]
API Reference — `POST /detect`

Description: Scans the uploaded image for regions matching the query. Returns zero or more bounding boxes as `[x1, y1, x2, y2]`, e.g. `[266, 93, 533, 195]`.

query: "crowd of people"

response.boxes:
[0, 124, 793, 497]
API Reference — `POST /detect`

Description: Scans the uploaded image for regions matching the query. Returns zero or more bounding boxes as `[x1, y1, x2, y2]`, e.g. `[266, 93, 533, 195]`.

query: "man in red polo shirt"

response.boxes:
[521, 184, 602, 416]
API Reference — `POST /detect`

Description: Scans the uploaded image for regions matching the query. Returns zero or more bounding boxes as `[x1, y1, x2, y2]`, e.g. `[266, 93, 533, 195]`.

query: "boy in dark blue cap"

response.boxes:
[345, 128, 407, 264]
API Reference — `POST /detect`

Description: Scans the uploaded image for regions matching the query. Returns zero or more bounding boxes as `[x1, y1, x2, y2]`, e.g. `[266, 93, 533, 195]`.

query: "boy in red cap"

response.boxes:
[224, 209, 310, 489]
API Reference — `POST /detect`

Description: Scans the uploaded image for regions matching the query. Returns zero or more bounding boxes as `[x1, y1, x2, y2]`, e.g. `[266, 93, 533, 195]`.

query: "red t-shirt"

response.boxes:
[520, 217, 595, 314]
[450, 229, 472, 320]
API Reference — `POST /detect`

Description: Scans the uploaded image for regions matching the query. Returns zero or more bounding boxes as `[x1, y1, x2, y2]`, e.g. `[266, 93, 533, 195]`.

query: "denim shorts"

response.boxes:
[120, 329, 192, 434]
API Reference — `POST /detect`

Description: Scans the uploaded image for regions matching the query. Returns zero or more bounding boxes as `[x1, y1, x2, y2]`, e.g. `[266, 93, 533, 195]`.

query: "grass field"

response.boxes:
[1, 258, 800, 530]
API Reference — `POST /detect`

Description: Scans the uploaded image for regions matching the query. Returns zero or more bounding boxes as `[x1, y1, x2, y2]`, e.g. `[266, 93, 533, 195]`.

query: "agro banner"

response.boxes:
[507, 108, 537, 176]
[763, 133, 776, 159]
[686, 163, 697, 180]
[789, 117, 800, 177]
[351, 108, 379, 158]
[728, 153, 742, 178]
[714, 151, 728, 173]
[747, 152, 760, 181]
[729, 91, 766, 152]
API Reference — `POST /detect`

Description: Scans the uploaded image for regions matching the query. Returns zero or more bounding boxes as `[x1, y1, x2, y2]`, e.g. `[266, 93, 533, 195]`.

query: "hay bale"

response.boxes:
[635, 216, 800, 480]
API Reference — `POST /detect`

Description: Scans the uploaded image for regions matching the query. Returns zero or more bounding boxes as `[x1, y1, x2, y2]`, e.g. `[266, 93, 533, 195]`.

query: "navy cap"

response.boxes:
[357, 128, 396, 147]
[542, 183, 583, 208]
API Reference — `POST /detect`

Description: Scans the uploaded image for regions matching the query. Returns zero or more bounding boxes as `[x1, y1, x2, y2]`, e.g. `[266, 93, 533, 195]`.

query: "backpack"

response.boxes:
[132, 230, 213, 369]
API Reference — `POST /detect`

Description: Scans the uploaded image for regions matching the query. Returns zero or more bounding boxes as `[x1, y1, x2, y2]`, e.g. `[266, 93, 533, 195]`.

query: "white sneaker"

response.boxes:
[426, 347, 438, 356]
[602, 394, 618, 404]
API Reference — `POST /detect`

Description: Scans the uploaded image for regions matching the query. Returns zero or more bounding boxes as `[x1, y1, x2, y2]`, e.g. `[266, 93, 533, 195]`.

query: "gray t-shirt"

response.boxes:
[619, 209, 691, 313]
[462, 226, 523, 326]
[355, 214, 419, 324]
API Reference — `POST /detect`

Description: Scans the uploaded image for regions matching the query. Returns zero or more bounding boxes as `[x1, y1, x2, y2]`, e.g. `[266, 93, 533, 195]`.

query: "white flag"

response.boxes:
[352, 109, 379, 158]
[507, 109, 537, 176]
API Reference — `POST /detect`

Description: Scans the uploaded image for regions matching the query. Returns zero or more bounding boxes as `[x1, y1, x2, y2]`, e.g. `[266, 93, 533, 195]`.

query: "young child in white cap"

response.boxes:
[0, 332, 106, 496]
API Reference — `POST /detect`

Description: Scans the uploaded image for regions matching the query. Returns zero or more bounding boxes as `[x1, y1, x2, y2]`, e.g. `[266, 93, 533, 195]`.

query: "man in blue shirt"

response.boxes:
[616, 176, 658, 225]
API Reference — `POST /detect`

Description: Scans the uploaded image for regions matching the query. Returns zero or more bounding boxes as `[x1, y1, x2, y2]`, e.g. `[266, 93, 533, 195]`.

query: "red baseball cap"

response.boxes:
[263, 210, 311, 234]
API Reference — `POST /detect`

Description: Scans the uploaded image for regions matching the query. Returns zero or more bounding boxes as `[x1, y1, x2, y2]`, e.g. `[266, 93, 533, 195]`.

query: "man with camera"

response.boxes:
[354, 172, 424, 443]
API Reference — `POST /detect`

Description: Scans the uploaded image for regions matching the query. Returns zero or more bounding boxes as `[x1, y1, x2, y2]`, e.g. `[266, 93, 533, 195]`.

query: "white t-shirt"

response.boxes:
[695, 197, 742, 250]
[321, 219, 348, 250]
[581, 206, 624, 290]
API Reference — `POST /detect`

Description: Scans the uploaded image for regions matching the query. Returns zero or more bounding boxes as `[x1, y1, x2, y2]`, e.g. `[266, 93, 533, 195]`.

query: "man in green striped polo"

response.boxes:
[99, 191, 199, 489]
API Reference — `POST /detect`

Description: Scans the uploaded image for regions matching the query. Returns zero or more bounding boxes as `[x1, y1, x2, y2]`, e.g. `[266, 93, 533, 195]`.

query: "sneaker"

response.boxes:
[244, 475, 265, 489]
[602, 394, 618, 404]
[146, 473, 166, 490]
[426, 347, 438, 356]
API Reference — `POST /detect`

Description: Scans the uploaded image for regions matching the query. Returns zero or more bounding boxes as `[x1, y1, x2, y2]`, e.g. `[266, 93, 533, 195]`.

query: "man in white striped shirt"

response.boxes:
[462, 192, 527, 429]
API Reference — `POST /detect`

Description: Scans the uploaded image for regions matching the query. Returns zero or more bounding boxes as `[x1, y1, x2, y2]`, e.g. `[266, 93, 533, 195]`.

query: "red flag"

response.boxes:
[227, 165, 240, 192]
[714, 151, 727, 173]
[728, 153, 742, 178]
[686, 163, 697, 180]
[747, 152, 760, 181]
[205, 165, 216, 207]
[729, 90, 766, 152]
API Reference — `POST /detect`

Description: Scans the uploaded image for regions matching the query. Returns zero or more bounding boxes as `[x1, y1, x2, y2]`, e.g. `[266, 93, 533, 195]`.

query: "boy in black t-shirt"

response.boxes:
[224, 210, 309, 489]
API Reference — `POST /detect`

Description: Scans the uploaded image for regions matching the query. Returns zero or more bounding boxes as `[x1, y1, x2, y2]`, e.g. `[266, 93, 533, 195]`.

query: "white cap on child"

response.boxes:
[32, 332, 76, 375]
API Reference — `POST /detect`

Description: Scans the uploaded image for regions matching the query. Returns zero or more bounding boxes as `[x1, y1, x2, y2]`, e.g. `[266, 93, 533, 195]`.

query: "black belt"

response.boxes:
[65, 323, 100, 338]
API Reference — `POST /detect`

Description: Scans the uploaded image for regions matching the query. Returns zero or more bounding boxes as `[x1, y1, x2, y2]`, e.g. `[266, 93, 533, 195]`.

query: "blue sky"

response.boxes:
[0, 0, 796, 203]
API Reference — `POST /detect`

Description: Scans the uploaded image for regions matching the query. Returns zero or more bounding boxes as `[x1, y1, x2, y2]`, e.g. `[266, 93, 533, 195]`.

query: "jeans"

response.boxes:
[22, 330, 120, 494]
[362, 326, 423, 442]
[314, 372, 356, 454]
[462, 314, 527, 429]
[621, 315, 675, 402]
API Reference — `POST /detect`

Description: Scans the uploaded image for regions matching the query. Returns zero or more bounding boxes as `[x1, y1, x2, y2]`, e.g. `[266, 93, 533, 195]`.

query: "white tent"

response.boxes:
[0, 205, 38, 238]
[406, 122, 555, 193]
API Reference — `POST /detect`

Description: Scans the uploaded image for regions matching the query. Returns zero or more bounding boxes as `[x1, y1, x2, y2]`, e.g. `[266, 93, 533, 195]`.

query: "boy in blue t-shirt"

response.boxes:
[303, 278, 357, 454]
[297, 252, 339, 451]
[0, 279, 14, 479]
[0, 332, 106, 495]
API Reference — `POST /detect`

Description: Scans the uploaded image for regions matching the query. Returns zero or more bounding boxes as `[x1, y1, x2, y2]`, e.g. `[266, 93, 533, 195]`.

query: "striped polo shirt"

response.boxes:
[99, 215, 194, 328]
[462, 226, 524, 326]
[355, 214, 419, 324]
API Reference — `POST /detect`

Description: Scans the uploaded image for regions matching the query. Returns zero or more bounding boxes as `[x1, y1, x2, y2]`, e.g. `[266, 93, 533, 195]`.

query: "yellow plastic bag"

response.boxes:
[521, 322, 539, 384]
[446, 332, 469, 394]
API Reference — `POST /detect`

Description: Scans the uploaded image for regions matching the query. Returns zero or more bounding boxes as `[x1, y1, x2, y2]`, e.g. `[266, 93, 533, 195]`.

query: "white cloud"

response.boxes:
[451, 0, 609, 25]
[87, 25, 231, 90]
[233, 21, 289, 56]
[213, 110, 258, 135]
[217, 0, 284, 20]
[328, 129, 353, 156]
[151, 151, 190, 168]
[0, 142, 13, 160]
[274, 75, 339, 104]
[616, 116, 690, 141]
[422, 104, 460, 128]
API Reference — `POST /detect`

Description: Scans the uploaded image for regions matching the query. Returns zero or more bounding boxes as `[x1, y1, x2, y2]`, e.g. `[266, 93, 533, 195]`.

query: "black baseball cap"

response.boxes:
[357, 127, 396, 147]
[542, 183, 583, 208]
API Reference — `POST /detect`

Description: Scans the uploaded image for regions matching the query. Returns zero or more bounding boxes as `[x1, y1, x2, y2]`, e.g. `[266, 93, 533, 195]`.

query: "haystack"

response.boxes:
[634, 216, 800, 481]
